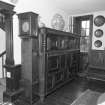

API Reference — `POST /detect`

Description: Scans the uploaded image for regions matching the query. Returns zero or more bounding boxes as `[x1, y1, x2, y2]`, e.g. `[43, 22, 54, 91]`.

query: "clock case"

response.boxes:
[18, 12, 38, 38]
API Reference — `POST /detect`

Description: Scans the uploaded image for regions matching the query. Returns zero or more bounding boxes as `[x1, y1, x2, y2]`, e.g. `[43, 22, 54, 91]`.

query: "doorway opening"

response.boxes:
[73, 15, 93, 76]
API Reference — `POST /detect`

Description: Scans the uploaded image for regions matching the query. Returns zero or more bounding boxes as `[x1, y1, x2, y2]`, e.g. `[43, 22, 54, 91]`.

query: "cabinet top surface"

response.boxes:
[39, 27, 80, 38]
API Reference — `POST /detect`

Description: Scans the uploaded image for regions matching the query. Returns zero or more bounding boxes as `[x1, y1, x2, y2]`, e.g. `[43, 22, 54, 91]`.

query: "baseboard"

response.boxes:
[86, 75, 105, 81]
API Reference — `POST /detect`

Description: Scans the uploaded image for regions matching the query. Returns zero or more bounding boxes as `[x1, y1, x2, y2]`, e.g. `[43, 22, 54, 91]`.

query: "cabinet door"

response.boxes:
[66, 54, 72, 78]
[60, 55, 66, 69]
[70, 53, 79, 76]
[47, 36, 58, 51]
[55, 72, 63, 85]
[46, 74, 54, 92]
[48, 56, 59, 71]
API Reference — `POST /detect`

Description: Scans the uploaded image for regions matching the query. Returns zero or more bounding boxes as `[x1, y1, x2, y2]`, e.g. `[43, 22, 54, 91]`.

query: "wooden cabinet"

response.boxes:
[38, 27, 80, 101]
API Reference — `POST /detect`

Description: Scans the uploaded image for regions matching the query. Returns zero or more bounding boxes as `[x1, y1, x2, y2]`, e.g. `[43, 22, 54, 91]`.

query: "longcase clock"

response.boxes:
[18, 12, 39, 104]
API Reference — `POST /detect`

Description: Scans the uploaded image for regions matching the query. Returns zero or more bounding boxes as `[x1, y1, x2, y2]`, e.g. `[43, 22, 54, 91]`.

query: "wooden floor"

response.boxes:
[36, 77, 105, 105]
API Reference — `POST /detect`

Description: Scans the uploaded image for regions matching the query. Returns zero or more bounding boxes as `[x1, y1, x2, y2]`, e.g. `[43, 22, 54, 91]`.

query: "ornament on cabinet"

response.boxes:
[51, 13, 65, 31]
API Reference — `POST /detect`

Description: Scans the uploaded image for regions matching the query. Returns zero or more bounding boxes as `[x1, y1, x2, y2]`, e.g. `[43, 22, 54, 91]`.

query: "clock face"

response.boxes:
[22, 21, 30, 33]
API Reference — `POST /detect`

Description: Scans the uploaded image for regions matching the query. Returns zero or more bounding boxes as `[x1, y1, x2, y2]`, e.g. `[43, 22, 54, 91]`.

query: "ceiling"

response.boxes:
[1, 0, 105, 15]
[54, 0, 105, 15]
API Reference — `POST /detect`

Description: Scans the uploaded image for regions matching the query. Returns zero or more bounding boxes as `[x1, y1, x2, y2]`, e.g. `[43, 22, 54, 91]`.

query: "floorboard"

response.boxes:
[1, 77, 105, 105]
[35, 77, 105, 105]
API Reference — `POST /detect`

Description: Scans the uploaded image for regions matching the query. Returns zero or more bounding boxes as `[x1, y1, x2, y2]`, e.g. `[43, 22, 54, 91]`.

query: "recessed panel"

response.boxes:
[48, 56, 59, 70]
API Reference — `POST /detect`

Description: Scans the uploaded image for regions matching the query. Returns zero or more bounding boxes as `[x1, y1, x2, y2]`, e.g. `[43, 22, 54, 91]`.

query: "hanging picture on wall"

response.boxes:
[94, 29, 103, 37]
[94, 15, 105, 27]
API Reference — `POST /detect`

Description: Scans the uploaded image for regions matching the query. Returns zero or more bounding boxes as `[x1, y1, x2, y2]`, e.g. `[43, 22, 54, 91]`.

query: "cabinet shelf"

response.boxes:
[47, 49, 80, 56]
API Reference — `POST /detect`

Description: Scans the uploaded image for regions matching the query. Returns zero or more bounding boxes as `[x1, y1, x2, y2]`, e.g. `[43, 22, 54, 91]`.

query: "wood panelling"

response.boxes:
[88, 50, 105, 80]
[89, 50, 105, 68]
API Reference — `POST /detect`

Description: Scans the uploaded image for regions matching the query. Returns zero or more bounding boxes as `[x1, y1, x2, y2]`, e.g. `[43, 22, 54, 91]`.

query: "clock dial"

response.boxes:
[18, 12, 38, 37]
[22, 21, 29, 33]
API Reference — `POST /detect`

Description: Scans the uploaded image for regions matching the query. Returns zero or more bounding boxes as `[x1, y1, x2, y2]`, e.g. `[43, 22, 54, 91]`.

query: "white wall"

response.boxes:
[0, 29, 5, 78]
[0, 29, 5, 54]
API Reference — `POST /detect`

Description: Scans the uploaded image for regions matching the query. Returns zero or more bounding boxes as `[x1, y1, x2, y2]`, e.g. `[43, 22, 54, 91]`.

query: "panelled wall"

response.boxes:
[88, 11, 105, 80]
[71, 11, 105, 80]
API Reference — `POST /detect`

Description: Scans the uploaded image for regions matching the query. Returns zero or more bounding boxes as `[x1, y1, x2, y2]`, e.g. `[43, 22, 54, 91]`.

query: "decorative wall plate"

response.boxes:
[94, 29, 103, 37]
[94, 15, 105, 27]
[94, 40, 102, 48]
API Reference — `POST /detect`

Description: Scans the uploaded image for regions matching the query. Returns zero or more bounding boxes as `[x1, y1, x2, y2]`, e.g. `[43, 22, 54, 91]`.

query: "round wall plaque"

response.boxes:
[94, 29, 103, 37]
[94, 40, 102, 48]
[94, 15, 105, 27]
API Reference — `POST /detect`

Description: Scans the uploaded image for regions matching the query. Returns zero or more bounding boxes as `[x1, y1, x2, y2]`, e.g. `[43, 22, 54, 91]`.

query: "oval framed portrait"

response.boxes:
[94, 29, 103, 37]
[94, 40, 102, 48]
[94, 15, 105, 27]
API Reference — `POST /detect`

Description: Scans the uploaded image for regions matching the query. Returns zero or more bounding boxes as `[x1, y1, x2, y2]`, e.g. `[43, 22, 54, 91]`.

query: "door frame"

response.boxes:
[73, 15, 93, 73]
